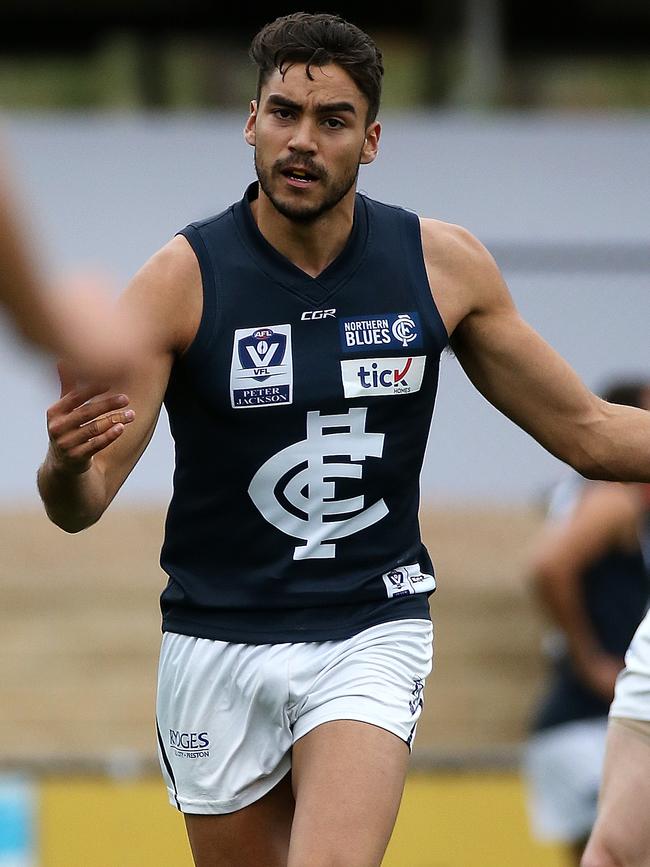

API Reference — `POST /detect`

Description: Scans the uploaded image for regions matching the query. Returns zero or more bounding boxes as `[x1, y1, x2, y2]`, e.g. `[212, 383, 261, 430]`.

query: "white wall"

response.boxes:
[1, 111, 648, 507]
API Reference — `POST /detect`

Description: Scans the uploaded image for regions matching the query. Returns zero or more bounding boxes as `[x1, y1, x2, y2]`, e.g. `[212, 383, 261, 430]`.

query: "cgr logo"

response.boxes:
[301, 309, 336, 320]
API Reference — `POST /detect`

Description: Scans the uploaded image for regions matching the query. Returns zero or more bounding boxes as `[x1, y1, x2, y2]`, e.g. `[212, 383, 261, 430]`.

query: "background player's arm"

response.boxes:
[37, 235, 201, 532]
[529, 483, 636, 700]
[0, 150, 142, 378]
[422, 220, 650, 482]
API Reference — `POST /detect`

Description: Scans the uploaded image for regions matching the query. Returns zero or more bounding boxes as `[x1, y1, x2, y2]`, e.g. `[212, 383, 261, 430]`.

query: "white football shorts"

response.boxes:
[610, 609, 650, 722]
[522, 717, 608, 843]
[156, 618, 433, 814]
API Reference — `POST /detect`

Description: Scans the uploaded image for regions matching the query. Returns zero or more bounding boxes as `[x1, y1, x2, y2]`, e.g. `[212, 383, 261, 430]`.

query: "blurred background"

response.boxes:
[0, 1, 648, 865]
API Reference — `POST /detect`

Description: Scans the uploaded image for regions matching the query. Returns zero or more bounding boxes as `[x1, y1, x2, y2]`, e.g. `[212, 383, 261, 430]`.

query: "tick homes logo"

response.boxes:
[340, 356, 426, 398]
[340, 312, 421, 352]
[230, 324, 293, 408]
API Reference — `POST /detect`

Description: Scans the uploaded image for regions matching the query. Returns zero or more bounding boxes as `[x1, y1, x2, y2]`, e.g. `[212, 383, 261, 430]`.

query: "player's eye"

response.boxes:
[323, 118, 344, 129]
[272, 108, 294, 120]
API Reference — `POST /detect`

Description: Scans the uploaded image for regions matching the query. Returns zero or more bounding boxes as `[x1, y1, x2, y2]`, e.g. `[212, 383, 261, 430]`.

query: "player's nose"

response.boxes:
[287, 118, 318, 154]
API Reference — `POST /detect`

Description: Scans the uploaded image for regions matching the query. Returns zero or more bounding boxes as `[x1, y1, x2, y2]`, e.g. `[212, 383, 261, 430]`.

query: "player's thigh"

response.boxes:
[184, 771, 294, 867]
[582, 720, 650, 867]
[288, 719, 410, 867]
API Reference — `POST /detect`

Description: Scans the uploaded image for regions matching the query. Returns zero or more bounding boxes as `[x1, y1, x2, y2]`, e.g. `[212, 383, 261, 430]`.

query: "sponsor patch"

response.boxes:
[381, 563, 436, 599]
[340, 312, 421, 352]
[340, 356, 426, 398]
[169, 729, 210, 759]
[230, 324, 293, 409]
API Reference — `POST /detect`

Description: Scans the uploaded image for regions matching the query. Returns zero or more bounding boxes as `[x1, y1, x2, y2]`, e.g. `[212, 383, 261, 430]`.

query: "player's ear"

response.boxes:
[244, 100, 257, 147]
[360, 121, 380, 165]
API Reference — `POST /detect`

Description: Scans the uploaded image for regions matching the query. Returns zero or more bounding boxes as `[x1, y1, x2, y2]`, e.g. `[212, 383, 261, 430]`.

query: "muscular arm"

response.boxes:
[37, 235, 201, 532]
[420, 219, 650, 482]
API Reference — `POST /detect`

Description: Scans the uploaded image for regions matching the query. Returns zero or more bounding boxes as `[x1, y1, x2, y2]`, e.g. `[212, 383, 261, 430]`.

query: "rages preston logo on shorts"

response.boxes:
[230, 324, 293, 408]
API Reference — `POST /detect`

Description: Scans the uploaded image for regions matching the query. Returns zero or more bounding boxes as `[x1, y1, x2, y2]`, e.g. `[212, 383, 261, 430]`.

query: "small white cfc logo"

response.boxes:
[301, 309, 336, 320]
[248, 407, 388, 560]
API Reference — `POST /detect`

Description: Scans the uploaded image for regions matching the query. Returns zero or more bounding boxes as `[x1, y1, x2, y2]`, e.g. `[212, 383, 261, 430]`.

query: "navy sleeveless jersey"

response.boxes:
[159, 183, 448, 643]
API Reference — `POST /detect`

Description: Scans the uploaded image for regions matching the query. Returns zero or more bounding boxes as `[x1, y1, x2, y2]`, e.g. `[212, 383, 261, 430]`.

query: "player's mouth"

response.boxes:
[281, 167, 321, 188]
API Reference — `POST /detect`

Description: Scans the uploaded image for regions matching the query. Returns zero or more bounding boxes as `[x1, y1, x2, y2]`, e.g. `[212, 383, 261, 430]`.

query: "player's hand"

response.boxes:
[45, 362, 135, 475]
[576, 650, 625, 702]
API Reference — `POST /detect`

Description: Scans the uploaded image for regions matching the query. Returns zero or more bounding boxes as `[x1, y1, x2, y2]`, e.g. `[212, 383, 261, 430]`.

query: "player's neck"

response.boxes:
[252, 187, 356, 279]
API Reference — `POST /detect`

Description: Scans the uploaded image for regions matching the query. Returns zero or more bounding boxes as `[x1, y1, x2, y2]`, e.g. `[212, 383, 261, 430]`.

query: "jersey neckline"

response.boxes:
[232, 182, 369, 306]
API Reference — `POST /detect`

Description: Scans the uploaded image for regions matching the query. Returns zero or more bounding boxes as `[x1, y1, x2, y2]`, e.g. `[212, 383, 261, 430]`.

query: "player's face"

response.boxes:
[245, 63, 380, 224]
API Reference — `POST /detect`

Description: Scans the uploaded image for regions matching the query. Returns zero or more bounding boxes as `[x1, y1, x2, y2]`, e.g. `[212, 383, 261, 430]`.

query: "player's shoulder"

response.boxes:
[418, 216, 497, 272]
[180, 203, 234, 236]
[120, 234, 202, 355]
[135, 233, 201, 289]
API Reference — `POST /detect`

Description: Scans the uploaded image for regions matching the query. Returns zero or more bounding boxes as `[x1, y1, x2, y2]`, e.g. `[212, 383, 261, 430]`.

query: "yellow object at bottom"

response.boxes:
[40, 772, 572, 867]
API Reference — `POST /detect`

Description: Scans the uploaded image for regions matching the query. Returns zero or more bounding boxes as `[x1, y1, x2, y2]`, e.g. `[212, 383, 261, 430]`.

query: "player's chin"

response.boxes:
[273, 195, 327, 223]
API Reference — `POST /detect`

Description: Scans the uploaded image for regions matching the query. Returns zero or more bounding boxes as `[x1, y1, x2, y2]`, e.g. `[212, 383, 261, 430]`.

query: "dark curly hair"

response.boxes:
[249, 12, 384, 123]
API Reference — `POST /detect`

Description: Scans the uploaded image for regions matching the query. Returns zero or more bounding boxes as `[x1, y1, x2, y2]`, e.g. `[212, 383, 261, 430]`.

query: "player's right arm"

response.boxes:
[37, 234, 202, 532]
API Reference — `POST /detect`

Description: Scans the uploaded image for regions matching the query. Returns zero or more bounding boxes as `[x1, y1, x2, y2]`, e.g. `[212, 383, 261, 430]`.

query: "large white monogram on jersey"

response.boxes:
[248, 408, 389, 559]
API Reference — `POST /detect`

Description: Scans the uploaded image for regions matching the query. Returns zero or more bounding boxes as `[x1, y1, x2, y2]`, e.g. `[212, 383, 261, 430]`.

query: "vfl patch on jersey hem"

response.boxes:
[382, 563, 436, 598]
[340, 312, 421, 352]
[340, 356, 426, 398]
[230, 324, 293, 408]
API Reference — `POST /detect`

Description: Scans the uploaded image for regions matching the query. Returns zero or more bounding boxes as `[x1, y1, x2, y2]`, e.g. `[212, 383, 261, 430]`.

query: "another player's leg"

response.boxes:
[581, 719, 650, 867]
[288, 719, 410, 867]
[184, 772, 294, 867]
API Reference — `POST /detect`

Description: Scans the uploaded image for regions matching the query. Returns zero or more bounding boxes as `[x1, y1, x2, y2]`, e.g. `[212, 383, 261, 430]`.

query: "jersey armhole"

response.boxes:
[400, 209, 449, 355]
[175, 224, 221, 365]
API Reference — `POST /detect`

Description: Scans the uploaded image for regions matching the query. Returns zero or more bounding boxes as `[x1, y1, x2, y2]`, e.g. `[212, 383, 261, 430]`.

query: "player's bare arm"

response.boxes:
[530, 482, 638, 700]
[420, 218, 650, 482]
[37, 234, 202, 532]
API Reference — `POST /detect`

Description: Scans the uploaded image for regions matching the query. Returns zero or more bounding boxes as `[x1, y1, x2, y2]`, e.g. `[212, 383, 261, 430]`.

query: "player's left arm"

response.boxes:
[426, 222, 650, 482]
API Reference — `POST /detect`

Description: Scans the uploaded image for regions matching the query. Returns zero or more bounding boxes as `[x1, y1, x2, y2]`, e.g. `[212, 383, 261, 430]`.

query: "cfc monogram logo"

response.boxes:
[391, 314, 417, 347]
[248, 408, 389, 559]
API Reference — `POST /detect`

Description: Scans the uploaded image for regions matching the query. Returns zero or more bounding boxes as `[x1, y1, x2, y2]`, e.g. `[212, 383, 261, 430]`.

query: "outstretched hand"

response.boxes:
[45, 362, 135, 475]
